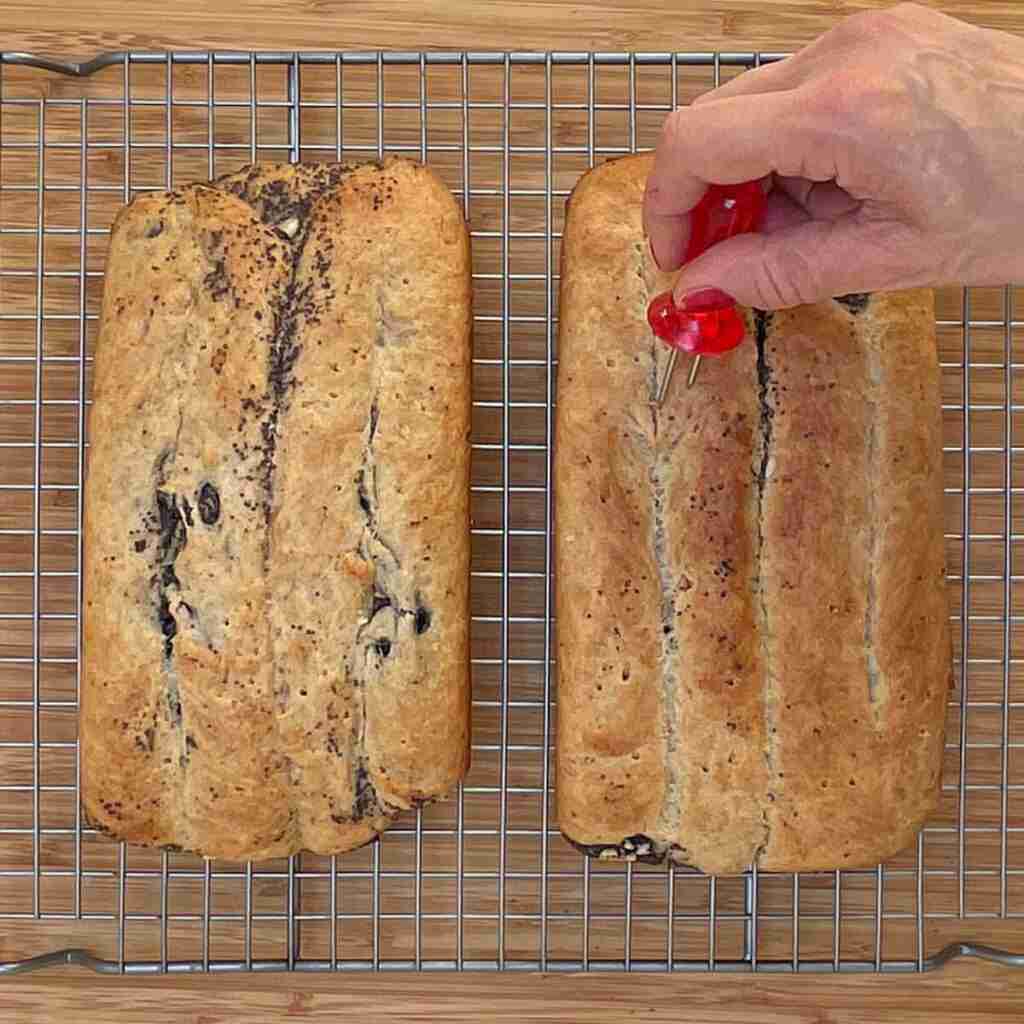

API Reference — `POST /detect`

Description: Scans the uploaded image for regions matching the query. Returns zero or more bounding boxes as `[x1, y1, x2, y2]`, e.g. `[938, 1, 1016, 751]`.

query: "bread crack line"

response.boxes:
[862, 306, 882, 719]
[148, 413, 188, 737]
[350, 395, 433, 820]
[649, 446, 682, 842]
[142, 415, 188, 783]
[142, 207, 315, 757]
[355, 397, 433, 647]
[258, 229, 312, 562]
[753, 310, 777, 864]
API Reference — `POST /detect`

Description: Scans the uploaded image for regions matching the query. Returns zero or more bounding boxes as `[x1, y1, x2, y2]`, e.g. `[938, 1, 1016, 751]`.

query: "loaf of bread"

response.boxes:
[555, 153, 951, 874]
[82, 157, 472, 861]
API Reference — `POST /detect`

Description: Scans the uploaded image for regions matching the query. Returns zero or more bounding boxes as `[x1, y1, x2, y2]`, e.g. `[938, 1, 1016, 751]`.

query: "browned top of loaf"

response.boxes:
[81, 157, 471, 861]
[761, 292, 950, 870]
[555, 153, 950, 874]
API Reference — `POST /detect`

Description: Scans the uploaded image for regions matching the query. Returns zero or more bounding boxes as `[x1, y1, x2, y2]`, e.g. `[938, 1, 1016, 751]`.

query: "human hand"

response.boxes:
[642, 3, 1024, 310]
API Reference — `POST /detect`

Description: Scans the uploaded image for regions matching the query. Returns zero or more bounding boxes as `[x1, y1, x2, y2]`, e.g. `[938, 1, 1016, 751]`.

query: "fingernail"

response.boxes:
[675, 287, 736, 312]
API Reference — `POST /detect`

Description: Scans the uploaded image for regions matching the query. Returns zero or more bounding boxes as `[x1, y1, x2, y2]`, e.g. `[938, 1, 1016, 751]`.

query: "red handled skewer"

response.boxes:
[649, 181, 766, 404]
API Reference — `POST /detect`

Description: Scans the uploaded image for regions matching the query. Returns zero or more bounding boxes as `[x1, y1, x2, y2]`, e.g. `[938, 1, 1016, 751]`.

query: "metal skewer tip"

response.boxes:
[687, 354, 702, 388]
[655, 349, 678, 407]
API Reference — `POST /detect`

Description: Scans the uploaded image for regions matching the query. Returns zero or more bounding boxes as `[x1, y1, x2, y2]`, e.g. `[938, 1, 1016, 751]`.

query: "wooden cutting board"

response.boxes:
[3, 1, 1024, 1021]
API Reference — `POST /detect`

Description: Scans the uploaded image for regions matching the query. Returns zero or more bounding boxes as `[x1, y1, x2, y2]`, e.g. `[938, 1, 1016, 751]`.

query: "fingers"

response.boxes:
[670, 212, 929, 309]
[643, 90, 840, 270]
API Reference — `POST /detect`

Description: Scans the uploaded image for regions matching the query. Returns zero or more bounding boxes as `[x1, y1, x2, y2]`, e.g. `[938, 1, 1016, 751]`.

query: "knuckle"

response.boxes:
[659, 107, 689, 152]
[801, 67, 909, 136]
[830, 10, 873, 42]
[837, 3, 932, 44]
[837, 7, 898, 39]
[889, 2, 931, 21]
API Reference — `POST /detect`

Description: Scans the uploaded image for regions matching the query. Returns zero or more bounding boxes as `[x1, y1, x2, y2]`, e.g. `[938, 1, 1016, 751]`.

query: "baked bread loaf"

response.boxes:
[82, 157, 472, 861]
[555, 153, 951, 874]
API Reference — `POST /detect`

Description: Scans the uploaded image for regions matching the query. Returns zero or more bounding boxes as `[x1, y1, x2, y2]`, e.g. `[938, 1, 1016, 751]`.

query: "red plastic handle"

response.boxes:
[647, 181, 765, 356]
[647, 293, 746, 355]
[684, 181, 766, 263]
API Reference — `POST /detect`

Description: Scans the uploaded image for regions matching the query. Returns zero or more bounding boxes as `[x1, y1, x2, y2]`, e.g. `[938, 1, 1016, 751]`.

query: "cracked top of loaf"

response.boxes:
[81, 157, 472, 861]
[555, 153, 951, 874]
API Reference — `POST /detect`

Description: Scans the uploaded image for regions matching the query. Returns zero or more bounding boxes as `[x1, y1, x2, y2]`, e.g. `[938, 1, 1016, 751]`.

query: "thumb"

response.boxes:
[671, 214, 924, 310]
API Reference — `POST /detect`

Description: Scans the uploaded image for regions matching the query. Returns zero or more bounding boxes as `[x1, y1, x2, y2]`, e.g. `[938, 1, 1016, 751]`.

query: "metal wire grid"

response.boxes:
[0, 49, 1022, 975]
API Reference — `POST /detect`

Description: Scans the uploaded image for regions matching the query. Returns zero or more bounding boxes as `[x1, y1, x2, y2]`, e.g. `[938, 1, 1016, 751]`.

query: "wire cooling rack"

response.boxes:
[0, 49, 1023, 976]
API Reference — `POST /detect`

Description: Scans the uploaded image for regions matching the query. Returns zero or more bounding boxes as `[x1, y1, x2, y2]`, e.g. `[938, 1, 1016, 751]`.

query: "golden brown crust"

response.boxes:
[758, 292, 950, 871]
[555, 155, 668, 850]
[555, 154, 950, 873]
[82, 157, 471, 861]
[658, 314, 770, 875]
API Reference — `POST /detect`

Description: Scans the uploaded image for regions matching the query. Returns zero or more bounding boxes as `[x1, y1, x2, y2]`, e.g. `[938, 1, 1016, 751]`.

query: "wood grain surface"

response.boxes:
[4, 0, 1024, 1020]
[0, 959, 1024, 1023]
[0, 0, 1019, 59]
